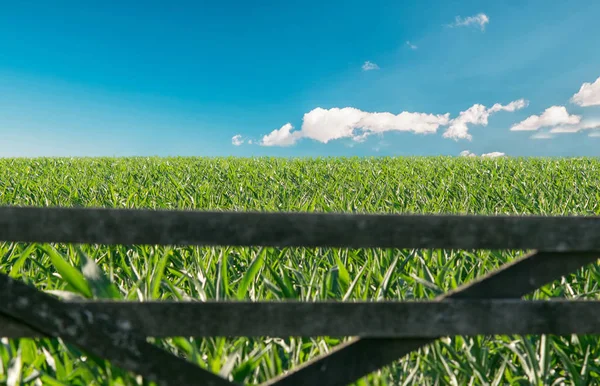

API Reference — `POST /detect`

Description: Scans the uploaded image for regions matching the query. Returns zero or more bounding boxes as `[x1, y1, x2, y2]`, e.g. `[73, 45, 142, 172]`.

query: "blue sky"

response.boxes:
[1, 0, 600, 158]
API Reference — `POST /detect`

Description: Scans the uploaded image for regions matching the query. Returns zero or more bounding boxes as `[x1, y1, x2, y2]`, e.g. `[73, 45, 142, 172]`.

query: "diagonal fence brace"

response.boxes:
[264, 251, 599, 386]
[0, 273, 238, 386]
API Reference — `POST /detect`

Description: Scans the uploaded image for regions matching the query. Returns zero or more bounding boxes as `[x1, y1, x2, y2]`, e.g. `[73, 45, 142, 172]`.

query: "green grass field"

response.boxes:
[1, 156, 600, 385]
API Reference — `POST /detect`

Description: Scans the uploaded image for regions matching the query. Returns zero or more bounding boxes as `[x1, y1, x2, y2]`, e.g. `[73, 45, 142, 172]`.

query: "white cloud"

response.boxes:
[460, 150, 505, 158]
[353, 111, 451, 135]
[301, 107, 450, 143]
[481, 152, 506, 158]
[301, 107, 367, 143]
[444, 105, 488, 140]
[258, 99, 526, 147]
[260, 123, 300, 147]
[443, 99, 528, 140]
[259, 108, 450, 146]
[571, 76, 600, 107]
[362, 61, 380, 71]
[406, 41, 417, 50]
[510, 106, 580, 131]
[590, 131, 600, 137]
[489, 99, 529, 113]
[231, 134, 244, 146]
[447, 13, 490, 31]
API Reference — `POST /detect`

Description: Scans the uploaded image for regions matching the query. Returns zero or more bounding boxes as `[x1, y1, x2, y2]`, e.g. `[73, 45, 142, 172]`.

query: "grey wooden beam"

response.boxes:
[0, 273, 237, 386]
[1, 206, 600, 251]
[265, 252, 599, 386]
[3, 300, 600, 339]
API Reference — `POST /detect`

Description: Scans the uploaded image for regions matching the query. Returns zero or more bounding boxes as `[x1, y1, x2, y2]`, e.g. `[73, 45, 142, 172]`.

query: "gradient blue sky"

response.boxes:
[1, 0, 600, 158]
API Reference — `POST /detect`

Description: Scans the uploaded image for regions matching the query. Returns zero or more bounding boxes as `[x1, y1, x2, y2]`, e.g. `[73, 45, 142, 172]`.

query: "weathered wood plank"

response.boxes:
[3, 299, 600, 339]
[266, 252, 599, 386]
[0, 273, 237, 386]
[1, 206, 600, 250]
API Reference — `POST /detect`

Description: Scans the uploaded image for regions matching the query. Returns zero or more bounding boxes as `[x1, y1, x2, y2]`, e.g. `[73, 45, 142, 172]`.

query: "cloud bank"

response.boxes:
[259, 108, 450, 146]
[258, 99, 526, 147]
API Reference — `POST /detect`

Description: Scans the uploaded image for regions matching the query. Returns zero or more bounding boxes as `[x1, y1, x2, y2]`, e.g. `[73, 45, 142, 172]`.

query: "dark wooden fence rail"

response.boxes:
[0, 205, 599, 386]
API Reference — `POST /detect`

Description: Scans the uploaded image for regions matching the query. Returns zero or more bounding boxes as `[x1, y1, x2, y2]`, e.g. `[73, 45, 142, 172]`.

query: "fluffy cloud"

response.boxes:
[571, 76, 600, 107]
[260, 123, 300, 147]
[362, 61, 380, 71]
[288, 107, 449, 145]
[443, 99, 528, 140]
[259, 99, 526, 147]
[590, 131, 600, 137]
[460, 150, 505, 158]
[231, 135, 244, 146]
[260, 107, 451, 146]
[342, 110, 450, 137]
[301, 108, 370, 143]
[406, 41, 417, 50]
[448, 13, 489, 31]
[510, 106, 580, 131]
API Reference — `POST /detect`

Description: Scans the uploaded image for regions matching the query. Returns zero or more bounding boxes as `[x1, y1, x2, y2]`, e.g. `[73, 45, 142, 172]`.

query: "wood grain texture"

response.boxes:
[0, 273, 237, 386]
[1, 206, 600, 250]
[3, 299, 600, 339]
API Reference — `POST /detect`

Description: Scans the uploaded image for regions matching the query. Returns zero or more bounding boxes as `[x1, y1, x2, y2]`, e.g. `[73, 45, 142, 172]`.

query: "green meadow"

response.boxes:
[1, 156, 600, 385]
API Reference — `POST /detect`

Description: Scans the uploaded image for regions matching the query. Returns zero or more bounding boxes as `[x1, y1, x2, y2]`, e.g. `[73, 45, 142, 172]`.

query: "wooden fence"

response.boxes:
[1, 205, 600, 386]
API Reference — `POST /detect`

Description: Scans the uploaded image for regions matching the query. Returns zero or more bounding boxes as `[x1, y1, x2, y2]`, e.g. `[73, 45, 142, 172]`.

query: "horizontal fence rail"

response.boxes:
[3, 300, 600, 339]
[1, 205, 600, 250]
[0, 205, 599, 386]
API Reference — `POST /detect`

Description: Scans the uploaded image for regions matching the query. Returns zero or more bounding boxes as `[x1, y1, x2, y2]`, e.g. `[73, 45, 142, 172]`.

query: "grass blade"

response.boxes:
[42, 244, 92, 298]
[236, 247, 266, 300]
